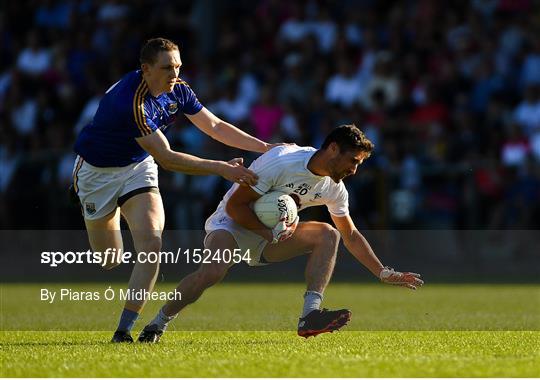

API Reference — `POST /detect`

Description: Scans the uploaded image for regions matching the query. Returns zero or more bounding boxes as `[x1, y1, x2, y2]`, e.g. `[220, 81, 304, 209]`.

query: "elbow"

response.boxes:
[158, 159, 171, 171]
[225, 199, 245, 223]
[151, 151, 172, 171]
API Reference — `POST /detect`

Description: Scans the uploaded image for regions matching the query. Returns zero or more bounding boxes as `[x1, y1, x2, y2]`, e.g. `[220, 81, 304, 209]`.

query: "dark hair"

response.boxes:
[140, 38, 179, 65]
[321, 124, 374, 154]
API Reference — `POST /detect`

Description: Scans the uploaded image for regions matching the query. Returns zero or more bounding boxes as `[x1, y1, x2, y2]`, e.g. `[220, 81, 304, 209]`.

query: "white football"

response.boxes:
[253, 192, 298, 228]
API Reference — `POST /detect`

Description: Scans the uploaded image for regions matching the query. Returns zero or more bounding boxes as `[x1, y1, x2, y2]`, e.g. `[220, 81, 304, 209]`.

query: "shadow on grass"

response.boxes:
[1, 332, 293, 347]
[2, 341, 110, 347]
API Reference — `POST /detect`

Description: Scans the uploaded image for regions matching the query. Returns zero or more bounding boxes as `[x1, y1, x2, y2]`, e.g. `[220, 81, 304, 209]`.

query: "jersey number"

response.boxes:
[294, 186, 309, 196]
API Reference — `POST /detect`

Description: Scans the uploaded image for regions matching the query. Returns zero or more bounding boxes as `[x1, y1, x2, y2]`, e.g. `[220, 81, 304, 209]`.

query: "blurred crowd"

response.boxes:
[1, 0, 539, 230]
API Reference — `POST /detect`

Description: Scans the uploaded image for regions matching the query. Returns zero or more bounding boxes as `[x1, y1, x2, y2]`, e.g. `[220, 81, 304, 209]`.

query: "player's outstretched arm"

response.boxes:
[331, 214, 424, 290]
[136, 130, 258, 186]
[187, 107, 272, 153]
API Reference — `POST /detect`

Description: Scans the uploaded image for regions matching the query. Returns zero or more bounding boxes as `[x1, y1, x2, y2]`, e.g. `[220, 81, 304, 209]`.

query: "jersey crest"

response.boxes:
[168, 102, 178, 114]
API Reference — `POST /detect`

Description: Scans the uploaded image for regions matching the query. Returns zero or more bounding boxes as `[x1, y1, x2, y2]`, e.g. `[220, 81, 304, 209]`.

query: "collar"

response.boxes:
[304, 149, 325, 179]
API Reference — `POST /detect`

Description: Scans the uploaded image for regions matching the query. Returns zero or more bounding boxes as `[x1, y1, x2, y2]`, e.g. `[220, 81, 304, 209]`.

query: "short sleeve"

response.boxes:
[326, 182, 350, 217]
[248, 147, 287, 195]
[133, 94, 159, 137]
[174, 80, 203, 115]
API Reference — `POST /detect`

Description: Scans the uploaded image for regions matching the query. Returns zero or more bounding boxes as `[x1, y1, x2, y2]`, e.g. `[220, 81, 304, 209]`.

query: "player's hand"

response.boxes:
[221, 158, 258, 186]
[379, 267, 424, 290]
[270, 215, 299, 244]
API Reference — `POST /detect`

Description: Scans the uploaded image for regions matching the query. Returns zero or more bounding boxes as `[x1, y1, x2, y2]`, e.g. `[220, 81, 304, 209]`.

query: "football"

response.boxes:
[253, 192, 298, 228]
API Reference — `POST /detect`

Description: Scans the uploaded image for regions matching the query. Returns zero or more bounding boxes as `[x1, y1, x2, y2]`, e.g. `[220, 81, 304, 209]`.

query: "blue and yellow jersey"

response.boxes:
[74, 70, 203, 167]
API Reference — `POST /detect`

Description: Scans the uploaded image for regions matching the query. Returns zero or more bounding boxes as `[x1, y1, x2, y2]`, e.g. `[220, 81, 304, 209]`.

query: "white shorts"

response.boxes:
[204, 211, 269, 267]
[72, 155, 159, 220]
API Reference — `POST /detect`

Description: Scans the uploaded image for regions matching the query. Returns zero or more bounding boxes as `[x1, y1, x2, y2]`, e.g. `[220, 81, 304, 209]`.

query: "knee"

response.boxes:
[197, 264, 228, 287]
[315, 223, 340, 247]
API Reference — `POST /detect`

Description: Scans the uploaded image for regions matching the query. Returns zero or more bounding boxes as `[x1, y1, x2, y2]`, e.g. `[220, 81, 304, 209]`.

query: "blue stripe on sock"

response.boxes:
[117, 308, 139, 332]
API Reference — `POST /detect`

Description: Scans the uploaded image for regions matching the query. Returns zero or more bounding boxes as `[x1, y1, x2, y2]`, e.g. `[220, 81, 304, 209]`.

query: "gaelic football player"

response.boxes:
[72, 38, 282, 343]
[140, 125, 423, 342]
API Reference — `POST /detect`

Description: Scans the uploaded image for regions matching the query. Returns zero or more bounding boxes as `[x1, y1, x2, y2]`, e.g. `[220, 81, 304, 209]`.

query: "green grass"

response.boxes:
[1, 283, 539, 377]
[2, 330, 539, 377]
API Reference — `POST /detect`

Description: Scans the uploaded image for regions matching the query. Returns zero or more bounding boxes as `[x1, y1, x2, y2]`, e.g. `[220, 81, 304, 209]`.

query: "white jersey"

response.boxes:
[208, 145, 350, 224]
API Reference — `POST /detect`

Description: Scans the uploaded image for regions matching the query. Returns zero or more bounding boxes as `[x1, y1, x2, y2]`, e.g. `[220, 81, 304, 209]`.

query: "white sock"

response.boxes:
[301, 291, 323, 317]
[150, 307, 177, 331]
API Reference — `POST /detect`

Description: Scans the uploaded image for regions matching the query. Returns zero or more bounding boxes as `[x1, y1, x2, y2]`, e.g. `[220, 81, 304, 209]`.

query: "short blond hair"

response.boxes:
[140, 38, 179, 65]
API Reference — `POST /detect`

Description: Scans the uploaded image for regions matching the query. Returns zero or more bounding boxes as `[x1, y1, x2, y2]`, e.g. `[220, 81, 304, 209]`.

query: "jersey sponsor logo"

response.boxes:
[85, 202, 96, 215]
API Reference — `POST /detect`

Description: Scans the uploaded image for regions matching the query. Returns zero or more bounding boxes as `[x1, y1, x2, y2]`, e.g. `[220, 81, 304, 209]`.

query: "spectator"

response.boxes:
[9, 88, 37, 136]
[325, 57, 362, 108]
[501, 123, 531, 168]
[250, 86, 283, 141]
[278, 55, 312, 107]
[278, 3, 310, 45]
[361, 52, 400, 110]
[1, 0, 538, 232]
[208, 82, 250, 124]
[16, 31, 52, 76]
[513, 85, 540, 137]
[520, 38, 540, 87]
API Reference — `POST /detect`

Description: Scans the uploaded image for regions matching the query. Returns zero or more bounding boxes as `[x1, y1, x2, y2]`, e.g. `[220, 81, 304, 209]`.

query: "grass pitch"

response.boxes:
[2, 330, 538, 377]
[1, 283, 539, 377]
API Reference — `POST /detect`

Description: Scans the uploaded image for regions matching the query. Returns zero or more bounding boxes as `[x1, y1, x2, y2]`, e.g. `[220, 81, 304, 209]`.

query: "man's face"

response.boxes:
[142, 49, 182, 93]
[327, 145, 370, 183]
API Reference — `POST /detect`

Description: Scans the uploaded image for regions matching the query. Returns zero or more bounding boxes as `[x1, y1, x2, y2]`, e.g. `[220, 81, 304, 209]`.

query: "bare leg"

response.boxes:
[262, 222, 340, 293]
[84, 208, 123, 270]
[162, 230, 235, 316]
[264, 222, 349, 336]
[120, 192, 164, 313]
